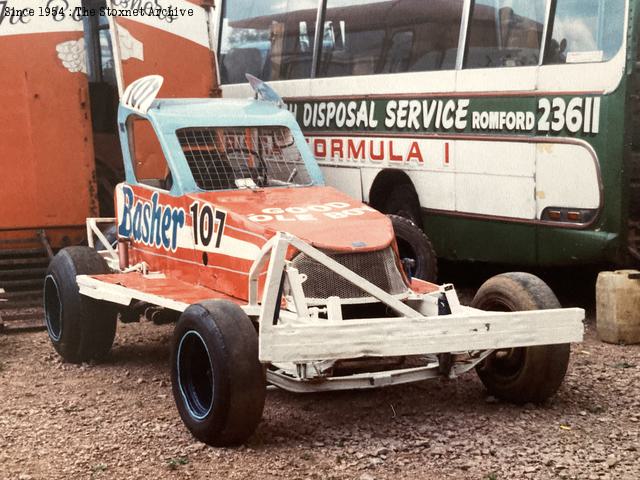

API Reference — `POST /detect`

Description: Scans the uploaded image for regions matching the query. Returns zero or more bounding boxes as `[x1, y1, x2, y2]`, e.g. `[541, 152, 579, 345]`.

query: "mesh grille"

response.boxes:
[176, 126, 311, 191]
[291, 247, 408, 304]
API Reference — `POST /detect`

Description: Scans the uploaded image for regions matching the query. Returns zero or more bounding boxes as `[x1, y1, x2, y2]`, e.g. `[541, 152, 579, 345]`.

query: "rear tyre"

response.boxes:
[44, 247, 117, 363]
[171, 300, 266, 447]
[471, 272, 570, 404]
[388, 214, 438, 282]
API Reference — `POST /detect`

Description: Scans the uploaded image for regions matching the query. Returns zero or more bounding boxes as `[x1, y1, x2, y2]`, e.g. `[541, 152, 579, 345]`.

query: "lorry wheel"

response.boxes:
[44, 247, 117, 363]
[171, 300, 266, 447]
[471, 272, 570, 404]
[388, 214, 438, 282]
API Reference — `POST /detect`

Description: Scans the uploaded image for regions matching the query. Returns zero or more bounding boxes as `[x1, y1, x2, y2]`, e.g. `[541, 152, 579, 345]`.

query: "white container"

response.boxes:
[596, 270, 640, 344]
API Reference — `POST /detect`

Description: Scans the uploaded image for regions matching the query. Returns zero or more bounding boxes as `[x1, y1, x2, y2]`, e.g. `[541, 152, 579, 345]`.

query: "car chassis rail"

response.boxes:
[79, 220, 584, 392]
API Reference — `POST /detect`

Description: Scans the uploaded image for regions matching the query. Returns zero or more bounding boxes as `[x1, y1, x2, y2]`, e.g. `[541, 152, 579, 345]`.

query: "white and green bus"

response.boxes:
[214, 0, 639, 267]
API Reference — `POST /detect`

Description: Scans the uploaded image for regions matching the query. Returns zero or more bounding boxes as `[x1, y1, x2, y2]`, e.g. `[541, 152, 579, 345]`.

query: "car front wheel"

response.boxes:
[471, 272, 570, 404]
[171, 300, 266, 447]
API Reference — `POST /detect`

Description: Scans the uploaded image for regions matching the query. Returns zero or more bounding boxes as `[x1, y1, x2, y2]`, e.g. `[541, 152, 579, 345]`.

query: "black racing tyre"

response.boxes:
[471, 272, 570, 404]
[381, 185, 423, 227]
[44, 247, 117, 363]
[389, 214, 438, 282]
[171, 300, 266, 447]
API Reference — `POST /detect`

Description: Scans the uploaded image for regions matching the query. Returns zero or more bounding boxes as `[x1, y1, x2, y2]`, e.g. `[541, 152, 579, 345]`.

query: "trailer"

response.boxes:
[0, 0, 218, 327]
[44, 76, 584, 446]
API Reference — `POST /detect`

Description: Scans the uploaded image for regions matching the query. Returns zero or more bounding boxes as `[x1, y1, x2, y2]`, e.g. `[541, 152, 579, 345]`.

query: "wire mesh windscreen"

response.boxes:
[176, 127, 311, 191]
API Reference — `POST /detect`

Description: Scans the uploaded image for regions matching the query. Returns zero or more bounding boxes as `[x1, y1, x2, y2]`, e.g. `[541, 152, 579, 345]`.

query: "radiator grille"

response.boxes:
[291, 247, 408, 304]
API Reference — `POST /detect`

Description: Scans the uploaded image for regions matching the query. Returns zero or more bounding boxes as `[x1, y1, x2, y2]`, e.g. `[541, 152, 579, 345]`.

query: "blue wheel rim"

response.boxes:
[177, 330, 214, 420]
[44, 275, 63, 342]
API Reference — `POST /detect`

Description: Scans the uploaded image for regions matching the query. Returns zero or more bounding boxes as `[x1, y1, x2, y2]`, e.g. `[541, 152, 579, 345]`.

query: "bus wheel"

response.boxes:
[389, 214, 438, 282]
[44, 247, 117, 363]
[471, 273, 570, 404]
[171, 300, 266, 447]
[382, 185, 423, 227]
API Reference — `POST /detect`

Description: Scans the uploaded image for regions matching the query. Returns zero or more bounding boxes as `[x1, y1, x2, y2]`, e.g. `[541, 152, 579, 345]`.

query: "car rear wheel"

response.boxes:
[171, 300, 266, 447]
[44, 247, 117, 363]
[471, 272, 570, 404]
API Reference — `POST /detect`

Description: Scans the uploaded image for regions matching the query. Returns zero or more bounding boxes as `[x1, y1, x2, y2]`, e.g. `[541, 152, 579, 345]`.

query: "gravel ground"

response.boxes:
[1, 276, 639, 480]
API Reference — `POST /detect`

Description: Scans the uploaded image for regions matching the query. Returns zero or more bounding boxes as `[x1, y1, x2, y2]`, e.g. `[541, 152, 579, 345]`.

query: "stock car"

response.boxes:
[43, 75, 584, 446]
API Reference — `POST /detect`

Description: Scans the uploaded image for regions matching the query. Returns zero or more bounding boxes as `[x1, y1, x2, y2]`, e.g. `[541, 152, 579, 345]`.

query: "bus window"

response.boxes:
[318, 0, 386, 78]
[406, 0, 463, 72]
[299, 21, 311, 53]
[545, 0, 625, 64]
[318, 0, 464, 78]
[382, 30, 414, 73]
[465, 0, 545, 68]
[219, 0, 318, 84]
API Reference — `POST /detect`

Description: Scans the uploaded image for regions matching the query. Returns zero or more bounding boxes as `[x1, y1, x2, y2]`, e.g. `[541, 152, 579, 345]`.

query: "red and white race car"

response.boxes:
[44, 76, 584, 447]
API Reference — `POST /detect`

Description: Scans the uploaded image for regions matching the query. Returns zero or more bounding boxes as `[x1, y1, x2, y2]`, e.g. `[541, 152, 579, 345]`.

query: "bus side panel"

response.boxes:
[423, 214, 538, 265]
[0, 31, 96, 247]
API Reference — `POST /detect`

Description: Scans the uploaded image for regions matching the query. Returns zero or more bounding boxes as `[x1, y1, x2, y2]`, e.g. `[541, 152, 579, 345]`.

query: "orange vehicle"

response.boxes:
[0, 0, 218, 327]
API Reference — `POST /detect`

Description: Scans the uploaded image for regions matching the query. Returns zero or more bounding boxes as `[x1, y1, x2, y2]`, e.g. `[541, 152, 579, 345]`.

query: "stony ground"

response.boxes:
[1, 268, 639, 480]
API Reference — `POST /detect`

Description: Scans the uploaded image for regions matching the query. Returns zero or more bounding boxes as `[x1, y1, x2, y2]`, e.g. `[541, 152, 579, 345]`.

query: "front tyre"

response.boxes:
[471, 272, 570, 404]
[171, 300, 266, 447]
[388, 214, 438, 282]
[44, 247, 117, 363]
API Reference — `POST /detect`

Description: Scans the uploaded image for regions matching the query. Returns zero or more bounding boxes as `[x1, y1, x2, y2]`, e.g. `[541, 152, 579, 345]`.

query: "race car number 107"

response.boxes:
[190, 202, 226, 249]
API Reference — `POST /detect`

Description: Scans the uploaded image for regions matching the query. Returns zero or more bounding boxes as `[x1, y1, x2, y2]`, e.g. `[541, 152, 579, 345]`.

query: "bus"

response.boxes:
[214, 0, 640, 267]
